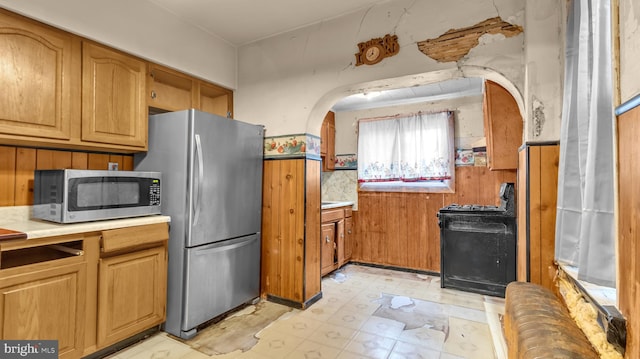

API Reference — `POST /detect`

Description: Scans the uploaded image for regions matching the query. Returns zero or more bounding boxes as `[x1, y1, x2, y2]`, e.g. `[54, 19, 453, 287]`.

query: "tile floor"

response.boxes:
[106, 264, 507, 359]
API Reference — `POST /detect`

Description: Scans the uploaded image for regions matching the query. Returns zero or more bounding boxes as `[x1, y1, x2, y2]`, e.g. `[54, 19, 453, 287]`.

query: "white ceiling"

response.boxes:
[146, 0, 392, 47]
[332, 77, 484, 112]
[145, 0, 484, 111]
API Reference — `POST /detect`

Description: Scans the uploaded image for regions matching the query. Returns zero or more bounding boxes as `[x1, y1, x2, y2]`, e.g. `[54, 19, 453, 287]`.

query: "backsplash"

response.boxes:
[321, 170, 358, 209]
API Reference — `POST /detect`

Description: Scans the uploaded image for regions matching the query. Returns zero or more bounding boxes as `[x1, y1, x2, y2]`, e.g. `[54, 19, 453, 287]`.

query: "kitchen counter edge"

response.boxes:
[321, 201, 355, 210]
[0, 206, 170, 239]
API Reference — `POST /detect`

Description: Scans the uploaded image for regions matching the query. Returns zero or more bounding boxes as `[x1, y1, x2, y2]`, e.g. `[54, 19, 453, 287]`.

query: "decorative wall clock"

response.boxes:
[355, 34, 399, 66]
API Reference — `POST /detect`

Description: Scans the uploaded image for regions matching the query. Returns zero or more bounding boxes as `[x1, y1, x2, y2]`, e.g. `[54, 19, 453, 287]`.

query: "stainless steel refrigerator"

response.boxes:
[134, 109, 263, 339]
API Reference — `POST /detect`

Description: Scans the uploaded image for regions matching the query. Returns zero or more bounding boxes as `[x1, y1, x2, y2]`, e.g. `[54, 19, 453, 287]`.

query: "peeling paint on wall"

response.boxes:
[417, 17, 523, 63]
[532, 97, 545, 138]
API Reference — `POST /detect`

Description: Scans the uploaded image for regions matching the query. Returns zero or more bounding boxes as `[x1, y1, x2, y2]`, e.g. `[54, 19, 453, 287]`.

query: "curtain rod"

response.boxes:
[358, 110, 452, 123]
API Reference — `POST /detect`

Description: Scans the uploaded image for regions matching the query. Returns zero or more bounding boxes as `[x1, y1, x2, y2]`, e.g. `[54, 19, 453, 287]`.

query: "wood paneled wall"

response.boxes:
[0, 145, 134, 206]
[352, 166, 517, 273]
[617, 106, 640, 359]
[517, 143, 559, 291]
[261, 158, 321, 306]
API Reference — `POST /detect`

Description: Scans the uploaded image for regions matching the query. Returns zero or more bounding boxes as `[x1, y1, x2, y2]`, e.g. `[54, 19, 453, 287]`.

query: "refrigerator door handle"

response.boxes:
[194, 133, 204, 225]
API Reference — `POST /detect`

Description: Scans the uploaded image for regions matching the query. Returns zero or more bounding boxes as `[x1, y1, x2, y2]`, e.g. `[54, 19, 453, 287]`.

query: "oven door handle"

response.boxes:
[193, 133, 204, 225]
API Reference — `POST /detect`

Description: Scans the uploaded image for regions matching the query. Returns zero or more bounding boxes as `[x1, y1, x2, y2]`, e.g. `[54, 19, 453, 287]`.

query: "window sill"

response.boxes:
[559, 264, 616, 306]
[557, 263, 625, 356]
[358, 181, 454, 193]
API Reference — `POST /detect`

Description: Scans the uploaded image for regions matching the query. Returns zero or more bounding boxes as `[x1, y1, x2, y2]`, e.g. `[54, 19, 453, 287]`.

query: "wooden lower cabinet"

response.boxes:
[321, 222, 337, 275]
[0, 261, 86, 359]
[0, 222, 168, 358]
[97, 246, 167, 348]
[321, 206, 352, 276]
[344, 216, 354, 262]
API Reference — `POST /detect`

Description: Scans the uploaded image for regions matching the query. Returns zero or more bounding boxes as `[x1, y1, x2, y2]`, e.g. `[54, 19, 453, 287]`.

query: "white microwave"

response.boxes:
[33, 169, 162, 223]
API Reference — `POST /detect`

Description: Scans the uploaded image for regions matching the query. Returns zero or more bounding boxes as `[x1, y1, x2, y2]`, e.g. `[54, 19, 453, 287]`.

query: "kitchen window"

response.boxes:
[357, 111, 455, 193]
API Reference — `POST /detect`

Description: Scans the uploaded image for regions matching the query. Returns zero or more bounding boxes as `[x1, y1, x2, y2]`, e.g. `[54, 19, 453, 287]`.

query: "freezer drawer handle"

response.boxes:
[193, 237, 257, 256]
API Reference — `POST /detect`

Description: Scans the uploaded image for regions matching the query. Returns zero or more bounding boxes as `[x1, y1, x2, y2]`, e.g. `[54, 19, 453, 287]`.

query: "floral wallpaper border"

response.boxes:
[335, 154, 357, 170]
[264, 133, 321, 160]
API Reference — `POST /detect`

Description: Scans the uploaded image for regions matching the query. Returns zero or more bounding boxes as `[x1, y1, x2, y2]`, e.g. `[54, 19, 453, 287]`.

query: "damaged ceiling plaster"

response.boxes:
[417, 17, 523, 62]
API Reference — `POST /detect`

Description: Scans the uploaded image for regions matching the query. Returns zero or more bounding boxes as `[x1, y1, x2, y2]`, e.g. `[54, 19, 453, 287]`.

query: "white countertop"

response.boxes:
[321, 201, 355, 210]
[0, 206, 171, 239]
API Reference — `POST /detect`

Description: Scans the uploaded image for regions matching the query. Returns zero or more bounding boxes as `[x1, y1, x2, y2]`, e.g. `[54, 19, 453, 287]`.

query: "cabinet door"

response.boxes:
[0, 262, 86, 359]
[97, 246, 167, 348]
[343, 216, 353, 263]
[321, 223, 336, 275]
[82, 42, 147, 149]
[0, 9, 79, 141]
[483, 80, 522, 170]
[321, 111, 336, 171]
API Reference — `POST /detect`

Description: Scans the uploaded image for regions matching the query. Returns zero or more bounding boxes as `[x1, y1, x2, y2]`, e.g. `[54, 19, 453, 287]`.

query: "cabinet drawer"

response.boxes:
[101, 223, 168, 254]
[322, 208, 344, 223]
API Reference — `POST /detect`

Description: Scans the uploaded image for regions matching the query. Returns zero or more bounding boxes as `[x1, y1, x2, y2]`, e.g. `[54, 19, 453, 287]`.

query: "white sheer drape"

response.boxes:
[555, 0, 615, 287]
[358, 111, 453, 182]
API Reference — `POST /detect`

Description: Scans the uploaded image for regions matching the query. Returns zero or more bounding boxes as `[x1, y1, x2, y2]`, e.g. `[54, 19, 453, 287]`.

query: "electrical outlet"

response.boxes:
[108, 162, 119, 171]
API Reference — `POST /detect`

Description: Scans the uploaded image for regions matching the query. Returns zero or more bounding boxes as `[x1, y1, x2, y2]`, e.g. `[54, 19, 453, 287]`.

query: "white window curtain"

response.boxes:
[358, 111, 453, 182]
[555, 0, 615, 287]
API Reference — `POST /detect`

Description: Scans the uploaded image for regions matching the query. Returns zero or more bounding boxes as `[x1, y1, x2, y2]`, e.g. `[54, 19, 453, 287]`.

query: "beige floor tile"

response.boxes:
[342, 297, 382, 316]
[326, 308, 369, 330]
[250, 330, 305, 359]
[208, 349, 244, 358]
[443, 304, 488, 323]
[265, 314, 325, 339]
[127, 336, 193, 359]
[181, 349, 220, 358]
[283, 339, 342, 359]
[429, 289, 486, 311]
[109, 342, 148, 359]
[307, 323, 358, 350]
[359, 316, 405, 339]
[236, 350, 272, 359]
[442, 317, 495, 359]
[388, 340, 441, 359]
[439, 353, 466, 359]
[397, 326, 446, 352]
[335, 351, 371, 359]
[107, 265, 505, 359]
[343, 332, 395, 359]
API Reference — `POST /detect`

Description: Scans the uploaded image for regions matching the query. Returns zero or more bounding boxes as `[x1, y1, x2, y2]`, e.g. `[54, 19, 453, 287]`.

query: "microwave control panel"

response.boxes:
[149, 180, 161, 206]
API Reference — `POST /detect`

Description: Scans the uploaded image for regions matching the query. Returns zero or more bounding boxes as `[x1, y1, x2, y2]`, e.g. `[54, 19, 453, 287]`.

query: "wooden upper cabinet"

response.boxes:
[148, 63, 233, 118]
[82, 42, 147, 149]
[321, 111, 336, 171]
[0, 9, 80, 142]
[148, 63, 194, 112]
[198, 81, 233, 118]
[483, 80, 523, 170]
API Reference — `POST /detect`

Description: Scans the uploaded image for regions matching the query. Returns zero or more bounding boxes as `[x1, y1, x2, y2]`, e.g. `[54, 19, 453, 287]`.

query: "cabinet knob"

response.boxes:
[150, 90, 157, 99]
[348, 230, 352, 234]
[325, 236, 330, 243]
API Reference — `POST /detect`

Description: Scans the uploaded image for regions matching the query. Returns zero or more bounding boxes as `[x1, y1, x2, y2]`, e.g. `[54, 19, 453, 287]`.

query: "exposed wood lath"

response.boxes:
[417, 17, 523, 62]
